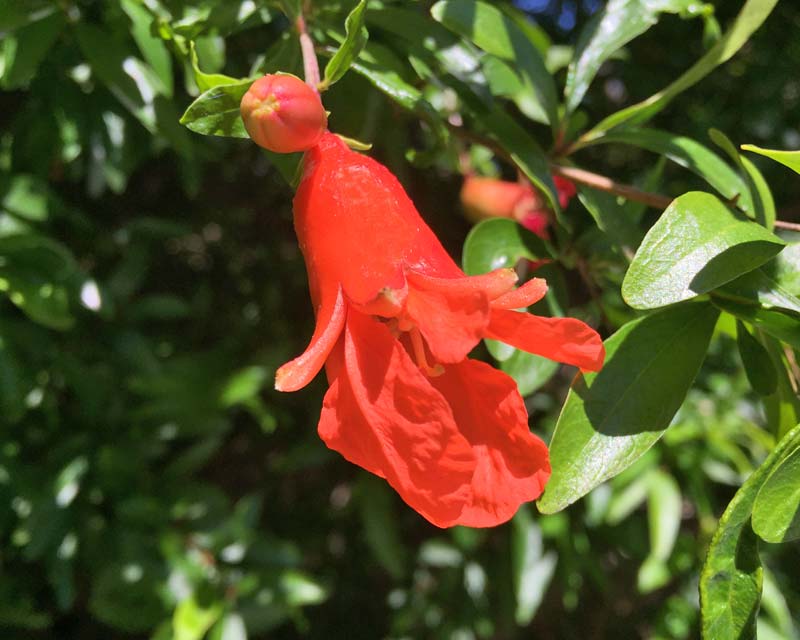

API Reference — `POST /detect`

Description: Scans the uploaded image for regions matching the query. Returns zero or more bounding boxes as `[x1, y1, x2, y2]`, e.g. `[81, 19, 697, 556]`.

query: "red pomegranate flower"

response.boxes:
[276, 132, 604, 528]
[459, 174, 576, 238]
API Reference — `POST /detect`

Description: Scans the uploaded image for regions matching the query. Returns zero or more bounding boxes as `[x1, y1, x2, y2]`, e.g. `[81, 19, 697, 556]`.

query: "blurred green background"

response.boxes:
[1, 1, 799, 638]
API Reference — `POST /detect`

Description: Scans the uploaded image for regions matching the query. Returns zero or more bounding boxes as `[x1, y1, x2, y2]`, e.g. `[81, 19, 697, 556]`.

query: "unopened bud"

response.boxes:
[240, 74, 327, 153]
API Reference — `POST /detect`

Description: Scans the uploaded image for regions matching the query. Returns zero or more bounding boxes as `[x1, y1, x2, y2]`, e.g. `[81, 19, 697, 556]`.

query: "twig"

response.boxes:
[774, 220, 800, 232]
[295, 15, 320, 90]
[550, 164, 673, 209]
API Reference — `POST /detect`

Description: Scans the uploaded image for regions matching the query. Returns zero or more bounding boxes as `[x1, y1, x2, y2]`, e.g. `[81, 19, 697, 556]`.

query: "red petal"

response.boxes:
[491, 278, 548, 310]
[431, 359, 550, 527]
[487, 309, 605, 372]
[294, 133, 463, 306]
[318, 311, 476, 527]
[407, 268, 518, 299]
[275, 285, 347, 391]
[405, 271, 491, 363]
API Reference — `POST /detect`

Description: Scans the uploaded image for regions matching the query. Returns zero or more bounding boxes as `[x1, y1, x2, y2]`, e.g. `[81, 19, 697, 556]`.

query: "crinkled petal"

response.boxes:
[491, 278, 547, 310]
[407, 269, 518, 299]
[275, 284, 347, 391]
[430, 359, 550, 527]
[405, 271, 491, 364]
[351, 283, 408, 318]
[487, 309, 605, 372]
[318, 310, 476, 527]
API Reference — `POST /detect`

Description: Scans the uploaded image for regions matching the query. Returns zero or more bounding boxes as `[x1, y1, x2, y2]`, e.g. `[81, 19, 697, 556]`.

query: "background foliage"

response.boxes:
[2, 0, 800, 638]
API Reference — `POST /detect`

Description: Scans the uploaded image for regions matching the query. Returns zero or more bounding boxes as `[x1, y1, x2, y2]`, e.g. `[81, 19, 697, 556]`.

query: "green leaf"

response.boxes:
[741, 154, 776, 230]
[190, 41, 239, 93]
[587, 129, 753, 215]
[180, 80, 254, 138]
[430, 0, 558, 127]
[462, 218, 549, 275]
[0, 235, 78, 330]
[0, 0, 57, 32]
[511, 506, 557, 625]
[584, 0, 778, 140]
[752, 445, 800, 543]
[537, 301, 719, 514]
[358, 476, 407, 580]
[716, 267, 800, 315]
[741, 145, 800, 174]
[349, 43, 447, 145]
[481, 55, 547, 124]
[622, 192, 784, 309]
[174, 596, 223, 640]
[576, 185, 642, 252]
[208, 613, 247, 640]
[472, 104, 560, 215]
[501, 350, 559, 397]
[709, 128, 775, 229]
[564, 0, 700, 113]
[712, 298, 800, 351]
[760, 334, 800, 440]
[638, 470, 682, 593]
[700, 424, 800, 639]
[736, 320, 777, 395]
[120, 0, 173, 96]
[322, 0, 369, 89]
[74, 23, 168, 131]
[0, 11, 64, 90]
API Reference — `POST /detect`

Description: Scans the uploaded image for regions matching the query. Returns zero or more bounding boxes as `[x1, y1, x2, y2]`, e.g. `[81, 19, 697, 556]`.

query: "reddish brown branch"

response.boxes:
[550, 164, 673, 209]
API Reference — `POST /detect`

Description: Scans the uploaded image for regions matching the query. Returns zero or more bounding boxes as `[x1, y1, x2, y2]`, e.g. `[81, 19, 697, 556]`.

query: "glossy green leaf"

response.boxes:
[564, 0, 699, 113]
[431, 0, 557, 127]
[622, 192, 784, 309]
[589, 129, 753, 215]
[742, 155, 776, 230]
[700, 424, 800, 639]
[577, 185, 642, 252]
[0, 11, 64, 90]
[716, 267, 800, 315]
[584, 0, 778, 140]
[190, 41, 239, 93]
[760, 334, 800, 440]
[538, 301, 719, 514]
[501, 350, 559, 396]
[713, 298, 800, 351]
[709, 128, 775, 229]
[737, 320, 777, 395]
[180, 80, 253, 138]
[462, 218, 549, 275]
[322, 0, 368, 88]
[752, 445, 800, 543]
[741, 145, 800, 174]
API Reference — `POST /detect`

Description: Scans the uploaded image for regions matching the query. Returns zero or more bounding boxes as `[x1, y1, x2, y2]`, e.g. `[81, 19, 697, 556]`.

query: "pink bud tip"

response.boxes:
[240, 74, 328, 153]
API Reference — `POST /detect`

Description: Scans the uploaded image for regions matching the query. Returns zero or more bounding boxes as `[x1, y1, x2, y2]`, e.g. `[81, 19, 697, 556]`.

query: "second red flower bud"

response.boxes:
[240, 74, 328, 153]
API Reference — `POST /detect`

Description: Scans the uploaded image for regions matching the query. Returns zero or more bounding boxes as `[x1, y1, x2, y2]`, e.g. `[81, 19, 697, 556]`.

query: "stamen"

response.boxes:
[408, 327, 444, 377]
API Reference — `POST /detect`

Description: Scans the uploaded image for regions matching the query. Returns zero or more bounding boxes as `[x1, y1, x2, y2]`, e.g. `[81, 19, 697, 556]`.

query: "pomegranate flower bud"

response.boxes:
[240, 74, 327, 153]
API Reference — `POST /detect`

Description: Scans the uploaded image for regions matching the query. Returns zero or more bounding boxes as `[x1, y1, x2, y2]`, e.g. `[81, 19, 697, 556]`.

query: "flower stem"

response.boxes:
[296, 14, 320, 91]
